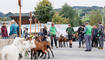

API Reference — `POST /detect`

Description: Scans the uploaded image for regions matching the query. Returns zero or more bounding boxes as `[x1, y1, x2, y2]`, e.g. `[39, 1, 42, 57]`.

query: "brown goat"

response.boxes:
[31, 36, 54, 59]
[58, 35, 68, 47]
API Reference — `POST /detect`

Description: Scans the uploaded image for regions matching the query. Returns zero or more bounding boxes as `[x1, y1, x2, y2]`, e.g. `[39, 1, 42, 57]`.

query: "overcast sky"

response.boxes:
[0, 0, 105, 13]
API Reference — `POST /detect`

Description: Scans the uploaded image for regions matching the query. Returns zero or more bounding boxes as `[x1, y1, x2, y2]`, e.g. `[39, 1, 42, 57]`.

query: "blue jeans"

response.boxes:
[79, 36, 84, 47]
[99, 35, 104, 48]
[84, 35, 92, 50]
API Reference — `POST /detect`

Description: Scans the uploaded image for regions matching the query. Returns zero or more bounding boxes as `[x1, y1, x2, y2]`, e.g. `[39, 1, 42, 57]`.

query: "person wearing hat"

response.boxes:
[1, 23, 8, 39]
[9, 20, 18, 39]
[66, 24, 74, 48]
[50, 23, 58, 48]
[98, 22, 104, 49]
[84, 22, 92, 51]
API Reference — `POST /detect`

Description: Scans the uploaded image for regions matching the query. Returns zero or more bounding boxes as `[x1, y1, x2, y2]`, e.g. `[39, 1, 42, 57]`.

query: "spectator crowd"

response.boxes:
[0, 20, 105, 51]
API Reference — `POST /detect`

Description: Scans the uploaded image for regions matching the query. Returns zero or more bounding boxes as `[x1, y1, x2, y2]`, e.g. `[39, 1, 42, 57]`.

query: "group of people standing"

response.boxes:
[38, 23, 58, 48]
[0, 20, 104, 51]
[0, 20, 18, 39]
[0, 20, 29, 39]
[77, 22, 104, 51]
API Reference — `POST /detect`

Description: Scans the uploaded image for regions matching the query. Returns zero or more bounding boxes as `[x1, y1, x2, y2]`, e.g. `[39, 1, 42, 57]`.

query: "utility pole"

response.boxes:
[18, 0, 22, 37]
[38, 21, 40, 32]
[34, 18, 37, 34]
[29, 12, 32, 35]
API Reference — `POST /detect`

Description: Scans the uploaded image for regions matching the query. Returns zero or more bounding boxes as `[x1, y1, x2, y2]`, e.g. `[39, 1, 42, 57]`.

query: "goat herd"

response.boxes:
[0, 36, 54, 60]
[0, 33, 78, 60]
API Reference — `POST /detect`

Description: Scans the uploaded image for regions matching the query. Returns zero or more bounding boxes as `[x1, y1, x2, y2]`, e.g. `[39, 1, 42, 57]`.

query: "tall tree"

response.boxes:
[52, 12, 69, 24]
[89, 10, 102, 26]
[60, 3, 75, 20]
[60, 3, 81, 26]
[34, 0, 53, 23]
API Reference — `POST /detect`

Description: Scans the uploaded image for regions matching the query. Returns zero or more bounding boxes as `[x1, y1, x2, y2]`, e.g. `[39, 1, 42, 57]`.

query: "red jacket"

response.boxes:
[1, 26, 8, 37]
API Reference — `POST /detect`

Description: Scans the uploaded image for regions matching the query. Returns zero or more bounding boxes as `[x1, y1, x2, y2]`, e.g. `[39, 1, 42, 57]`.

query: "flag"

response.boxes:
[18, 0, 21, 7]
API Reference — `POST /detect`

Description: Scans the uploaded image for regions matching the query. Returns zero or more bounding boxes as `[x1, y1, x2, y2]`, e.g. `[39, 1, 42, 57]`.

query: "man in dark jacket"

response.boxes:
[78, 25, 85, 48]
[91, 25, 98, 47]
[43, 25, 48, 41]
[98, 22, 104, 49]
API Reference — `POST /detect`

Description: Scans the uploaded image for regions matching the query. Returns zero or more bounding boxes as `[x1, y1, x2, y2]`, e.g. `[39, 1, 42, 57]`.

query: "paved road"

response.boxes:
[24, 42, 105, 60]
[1, 42, 105, 60]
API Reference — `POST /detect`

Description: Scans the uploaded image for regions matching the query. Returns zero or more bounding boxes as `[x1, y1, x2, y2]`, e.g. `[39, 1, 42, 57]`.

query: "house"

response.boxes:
[10, 16, 38, 24]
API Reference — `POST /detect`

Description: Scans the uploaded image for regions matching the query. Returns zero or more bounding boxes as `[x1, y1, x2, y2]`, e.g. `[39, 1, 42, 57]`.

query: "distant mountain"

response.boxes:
[72, 6, 103, 9]
[0, 12, 32, 18]
[53, 8, 62, 12]
[0, 12, 4, 17]
[13, 13, 30, 16]
[5, 12, 14, 17]
[0, 6, 104, 18]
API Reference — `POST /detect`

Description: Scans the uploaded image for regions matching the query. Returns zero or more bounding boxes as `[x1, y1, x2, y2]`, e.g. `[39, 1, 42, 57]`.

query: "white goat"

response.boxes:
[1, 37, 36, 60]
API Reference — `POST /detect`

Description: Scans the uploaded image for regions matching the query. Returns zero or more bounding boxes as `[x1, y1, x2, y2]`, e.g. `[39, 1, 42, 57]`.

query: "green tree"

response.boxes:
[89, 10, 102, 26]
[52, 12, 69, 24]
[60, 3, 81, 26]
[0, 17, 2, 21]
[35, 0, 53, 23]
[60, 3, 75, 20]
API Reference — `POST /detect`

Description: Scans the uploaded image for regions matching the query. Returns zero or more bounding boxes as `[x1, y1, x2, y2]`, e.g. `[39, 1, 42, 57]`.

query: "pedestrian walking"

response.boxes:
[9, 20, 18, 39]
[66, 24, 74, 48]
[77, 25, 85, 48]
[91, 25, 98, 48]
[84, 22, 92, 51]
[1, 23, 8, 39]
[98, 22, 104, 49]
[50, 23, 58, 48]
